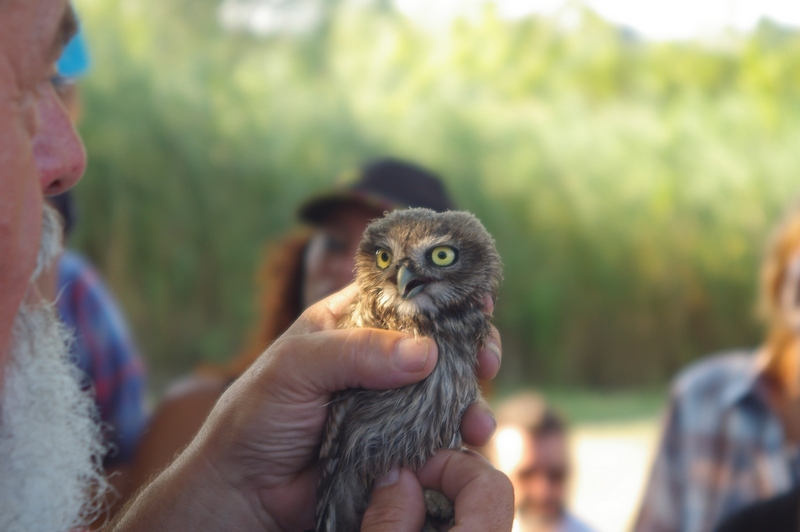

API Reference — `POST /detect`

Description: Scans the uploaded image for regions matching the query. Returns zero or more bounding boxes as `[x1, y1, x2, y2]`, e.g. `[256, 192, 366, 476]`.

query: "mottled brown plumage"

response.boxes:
[315, 208, 502, 531]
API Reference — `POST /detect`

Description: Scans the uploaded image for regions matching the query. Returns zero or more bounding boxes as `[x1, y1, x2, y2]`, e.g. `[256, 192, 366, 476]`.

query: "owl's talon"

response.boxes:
[424, 488, 455, 530]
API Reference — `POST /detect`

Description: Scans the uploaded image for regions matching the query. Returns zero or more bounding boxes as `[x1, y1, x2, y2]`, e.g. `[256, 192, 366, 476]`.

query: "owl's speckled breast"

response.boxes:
[335, 299, 487, 476]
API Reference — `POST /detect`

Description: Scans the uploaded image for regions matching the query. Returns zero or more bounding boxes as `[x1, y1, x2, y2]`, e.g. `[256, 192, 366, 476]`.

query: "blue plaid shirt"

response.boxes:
[57, 250, 147, 468]
[634, 351, 800, 532]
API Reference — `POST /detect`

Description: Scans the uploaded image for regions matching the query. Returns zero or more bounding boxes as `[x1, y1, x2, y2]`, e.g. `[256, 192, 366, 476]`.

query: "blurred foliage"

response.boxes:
[70, 0, 800, 392]
[491, 384, 669, 428]
[510, 386, 668, 424]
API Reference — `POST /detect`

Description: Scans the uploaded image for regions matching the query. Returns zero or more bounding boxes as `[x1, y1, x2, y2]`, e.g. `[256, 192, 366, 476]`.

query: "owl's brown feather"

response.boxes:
[315, 208, 502, 532]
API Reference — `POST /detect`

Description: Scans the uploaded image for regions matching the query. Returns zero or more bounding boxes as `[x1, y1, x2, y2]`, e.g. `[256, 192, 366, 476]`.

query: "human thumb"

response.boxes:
[361, 468, 426, 532]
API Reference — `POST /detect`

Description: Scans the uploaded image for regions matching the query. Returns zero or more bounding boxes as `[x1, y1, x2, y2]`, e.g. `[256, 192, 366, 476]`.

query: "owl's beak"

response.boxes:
[397, 265, 426, 300]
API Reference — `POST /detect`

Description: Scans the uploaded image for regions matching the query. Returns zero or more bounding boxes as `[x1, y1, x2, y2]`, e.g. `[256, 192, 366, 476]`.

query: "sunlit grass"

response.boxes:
[72, 0, 800, 391]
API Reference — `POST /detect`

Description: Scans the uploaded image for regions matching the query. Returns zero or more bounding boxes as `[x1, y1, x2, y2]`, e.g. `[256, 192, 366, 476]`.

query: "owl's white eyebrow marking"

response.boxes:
[415, 235, 455, 250]
[382, 237, 400, 252]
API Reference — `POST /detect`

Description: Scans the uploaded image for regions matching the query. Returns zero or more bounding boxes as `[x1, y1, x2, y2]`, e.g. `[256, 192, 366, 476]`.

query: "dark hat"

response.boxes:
[298, 158, 455, 224]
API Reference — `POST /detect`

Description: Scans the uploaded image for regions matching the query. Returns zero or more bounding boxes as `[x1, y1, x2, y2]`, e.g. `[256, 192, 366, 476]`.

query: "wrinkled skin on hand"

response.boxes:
[112, 284, 510, 531]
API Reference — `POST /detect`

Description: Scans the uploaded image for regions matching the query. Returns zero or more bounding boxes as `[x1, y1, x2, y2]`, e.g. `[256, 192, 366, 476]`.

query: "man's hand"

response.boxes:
[362, 451, 514, 531]
[113, 284, 507, 531]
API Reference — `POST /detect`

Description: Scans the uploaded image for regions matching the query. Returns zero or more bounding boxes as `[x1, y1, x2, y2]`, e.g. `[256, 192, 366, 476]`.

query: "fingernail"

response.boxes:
[487, 339, 501, 366]
[395, 337, 429, 372]
[374, 467, 400, 489]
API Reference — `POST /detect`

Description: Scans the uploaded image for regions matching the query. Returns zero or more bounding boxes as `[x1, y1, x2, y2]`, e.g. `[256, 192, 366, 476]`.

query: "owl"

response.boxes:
[315, 208, 503, 531]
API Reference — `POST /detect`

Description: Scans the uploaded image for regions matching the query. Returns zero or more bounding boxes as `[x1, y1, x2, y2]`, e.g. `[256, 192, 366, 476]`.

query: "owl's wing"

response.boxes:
[315, 299, 377, 530]
[315, 391, 356, 531]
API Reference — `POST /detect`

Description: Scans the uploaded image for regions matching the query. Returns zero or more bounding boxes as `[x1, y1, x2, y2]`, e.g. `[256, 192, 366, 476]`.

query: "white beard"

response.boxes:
[0, 205, 109, 532]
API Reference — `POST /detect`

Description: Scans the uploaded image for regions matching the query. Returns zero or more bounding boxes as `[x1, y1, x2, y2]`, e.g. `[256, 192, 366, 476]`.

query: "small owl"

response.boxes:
[315, 208, 503, 531]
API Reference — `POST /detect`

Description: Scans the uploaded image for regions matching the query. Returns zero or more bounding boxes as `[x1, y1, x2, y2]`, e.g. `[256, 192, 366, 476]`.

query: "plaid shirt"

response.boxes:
[57, 250, 147, 468]
[634, 351, 800, 532]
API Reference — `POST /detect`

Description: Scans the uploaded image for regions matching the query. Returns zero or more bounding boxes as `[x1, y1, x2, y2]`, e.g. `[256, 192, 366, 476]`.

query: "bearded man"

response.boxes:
[0, 0, 513, 530]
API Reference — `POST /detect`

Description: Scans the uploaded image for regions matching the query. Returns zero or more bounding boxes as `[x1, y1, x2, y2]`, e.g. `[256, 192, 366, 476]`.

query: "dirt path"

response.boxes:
[567, 419, 661, 532]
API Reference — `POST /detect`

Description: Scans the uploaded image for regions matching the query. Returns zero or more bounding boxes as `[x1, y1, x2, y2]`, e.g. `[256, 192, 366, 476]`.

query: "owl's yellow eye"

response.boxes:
[376, 249, 392, 269]
[430, 246, 457, 267]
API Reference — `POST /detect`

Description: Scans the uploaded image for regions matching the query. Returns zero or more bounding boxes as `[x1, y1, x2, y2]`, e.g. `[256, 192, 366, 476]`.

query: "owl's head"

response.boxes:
[354, 208, 502, 318]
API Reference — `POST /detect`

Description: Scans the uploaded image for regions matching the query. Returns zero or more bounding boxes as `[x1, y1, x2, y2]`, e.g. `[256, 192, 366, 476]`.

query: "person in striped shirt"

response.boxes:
[635, 200, 800, 532]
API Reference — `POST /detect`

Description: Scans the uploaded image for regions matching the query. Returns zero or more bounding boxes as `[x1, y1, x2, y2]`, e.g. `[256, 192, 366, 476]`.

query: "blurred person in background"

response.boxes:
[635, 200, 800, 532]
[45, 18, 147, 519]
[488, 393, 595, 532]
[129, 158, 459, 489]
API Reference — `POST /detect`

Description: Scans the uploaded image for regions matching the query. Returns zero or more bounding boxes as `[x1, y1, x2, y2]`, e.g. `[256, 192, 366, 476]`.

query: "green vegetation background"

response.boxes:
[71, 0, 800, 393]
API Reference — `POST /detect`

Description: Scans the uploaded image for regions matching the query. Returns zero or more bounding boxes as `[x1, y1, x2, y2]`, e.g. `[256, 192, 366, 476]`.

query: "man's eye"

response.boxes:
[50, 74, 75, 98]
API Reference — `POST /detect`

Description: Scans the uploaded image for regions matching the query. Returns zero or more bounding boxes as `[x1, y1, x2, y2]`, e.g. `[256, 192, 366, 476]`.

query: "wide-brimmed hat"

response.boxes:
[298, 158, 454, 224]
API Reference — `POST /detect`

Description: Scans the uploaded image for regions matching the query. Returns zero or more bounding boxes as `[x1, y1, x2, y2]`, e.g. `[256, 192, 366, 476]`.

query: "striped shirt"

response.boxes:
[57, 250, 147, 467]
[634, 351, 800, 532]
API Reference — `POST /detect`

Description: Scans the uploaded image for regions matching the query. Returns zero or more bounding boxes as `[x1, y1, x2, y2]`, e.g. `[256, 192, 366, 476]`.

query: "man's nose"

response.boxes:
[33, 84, 85, 195]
